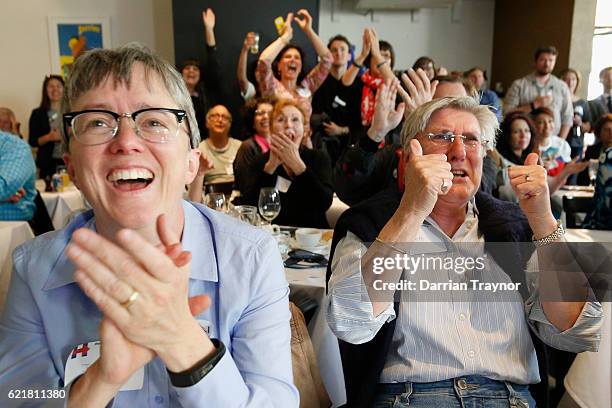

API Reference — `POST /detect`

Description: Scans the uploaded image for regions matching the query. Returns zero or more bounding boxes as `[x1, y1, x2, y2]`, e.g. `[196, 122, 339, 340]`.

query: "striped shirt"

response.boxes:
[326, 203, 602, 384]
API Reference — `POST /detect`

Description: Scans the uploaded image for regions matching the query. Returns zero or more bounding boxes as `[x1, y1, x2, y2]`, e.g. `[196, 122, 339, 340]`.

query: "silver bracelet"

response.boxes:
[532, 220, 565, 247]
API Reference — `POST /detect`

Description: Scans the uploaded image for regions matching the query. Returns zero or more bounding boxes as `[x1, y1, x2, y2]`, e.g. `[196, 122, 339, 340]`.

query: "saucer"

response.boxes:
[290, 238, 329, 254]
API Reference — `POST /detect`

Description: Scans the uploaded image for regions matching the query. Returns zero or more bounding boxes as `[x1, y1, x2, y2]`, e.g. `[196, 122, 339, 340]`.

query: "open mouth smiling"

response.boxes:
[107, 168, 154, 191]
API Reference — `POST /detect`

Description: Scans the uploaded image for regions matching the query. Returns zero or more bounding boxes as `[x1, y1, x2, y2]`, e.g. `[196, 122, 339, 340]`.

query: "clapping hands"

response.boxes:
[396, 69, 439, 118]
[294, 9, 313, 33]
[368, 79, 405, 142]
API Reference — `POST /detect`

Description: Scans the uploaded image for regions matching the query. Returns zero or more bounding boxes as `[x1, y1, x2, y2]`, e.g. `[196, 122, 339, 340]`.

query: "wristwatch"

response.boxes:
[167, 339, 226, 387]
[532, 220, 565, 247]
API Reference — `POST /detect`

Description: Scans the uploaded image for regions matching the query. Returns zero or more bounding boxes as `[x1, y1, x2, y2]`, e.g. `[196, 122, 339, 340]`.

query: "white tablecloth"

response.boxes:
[0, 221, 35, 315]
[552, 189, 595, 200]
[563, 229, 612, 408]
[38, 184, 87, 229]
[285, 240, 346, 407]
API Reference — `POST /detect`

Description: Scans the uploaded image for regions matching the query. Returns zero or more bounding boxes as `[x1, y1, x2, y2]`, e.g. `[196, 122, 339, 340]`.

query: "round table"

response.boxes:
[36, 180, 87, 229]
[0, 221, 35, 315]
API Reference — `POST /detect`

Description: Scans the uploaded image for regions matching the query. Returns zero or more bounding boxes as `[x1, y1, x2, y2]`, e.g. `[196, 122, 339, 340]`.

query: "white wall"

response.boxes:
[1, 0, 496, 138]
[0, 0, 174, 138]
[318, 0, 495, 74]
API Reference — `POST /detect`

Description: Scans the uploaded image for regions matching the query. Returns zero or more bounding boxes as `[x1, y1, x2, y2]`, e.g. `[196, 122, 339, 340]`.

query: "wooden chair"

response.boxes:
[289, 302, 331, 408]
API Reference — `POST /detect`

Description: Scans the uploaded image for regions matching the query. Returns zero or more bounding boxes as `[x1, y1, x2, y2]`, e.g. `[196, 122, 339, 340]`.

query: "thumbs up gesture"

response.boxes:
[508, 153, 558, 238]
[399, 138, 453, 220]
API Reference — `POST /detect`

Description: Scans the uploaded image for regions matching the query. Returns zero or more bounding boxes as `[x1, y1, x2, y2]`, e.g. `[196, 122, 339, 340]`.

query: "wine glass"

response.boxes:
[588, 159, 599, 188]
[258, 187, 281, 225]
[205, 192, 227, 212]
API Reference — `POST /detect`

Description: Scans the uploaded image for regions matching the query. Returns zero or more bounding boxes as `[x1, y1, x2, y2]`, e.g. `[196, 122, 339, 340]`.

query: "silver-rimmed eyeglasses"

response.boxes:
[63, 108, 191, 147]
[426, 132, 488, 150]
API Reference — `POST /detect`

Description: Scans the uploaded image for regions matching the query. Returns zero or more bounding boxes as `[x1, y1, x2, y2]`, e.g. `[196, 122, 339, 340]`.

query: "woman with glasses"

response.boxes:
[0, 43, 297, 407]
[28, 74, 65, 182]
[256, 10, 332, 147]
[237, 98, 333, 228]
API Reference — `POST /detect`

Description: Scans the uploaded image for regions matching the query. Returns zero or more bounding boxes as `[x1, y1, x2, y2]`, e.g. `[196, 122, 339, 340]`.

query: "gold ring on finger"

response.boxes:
[525, 173, 532, 182]
[120, 290, 140, 310]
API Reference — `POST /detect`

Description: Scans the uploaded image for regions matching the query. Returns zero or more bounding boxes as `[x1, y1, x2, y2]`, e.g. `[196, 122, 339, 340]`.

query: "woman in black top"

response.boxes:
[237, 99, 333, 228]
[233, 97, 274, 204]
[28, 75, 65, 181]
[497, 112, 538, 165]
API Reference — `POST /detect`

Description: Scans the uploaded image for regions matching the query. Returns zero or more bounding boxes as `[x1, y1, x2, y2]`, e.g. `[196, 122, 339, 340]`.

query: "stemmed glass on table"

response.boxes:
[258, 187, 281, 225]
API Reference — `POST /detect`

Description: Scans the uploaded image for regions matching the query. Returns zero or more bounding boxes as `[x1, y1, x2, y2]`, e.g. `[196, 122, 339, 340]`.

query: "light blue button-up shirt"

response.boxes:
[0, 201, 299, 407]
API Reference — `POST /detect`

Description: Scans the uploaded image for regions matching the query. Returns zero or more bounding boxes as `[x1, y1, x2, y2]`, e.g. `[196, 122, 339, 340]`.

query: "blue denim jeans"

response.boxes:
[372, 375, 536, 408]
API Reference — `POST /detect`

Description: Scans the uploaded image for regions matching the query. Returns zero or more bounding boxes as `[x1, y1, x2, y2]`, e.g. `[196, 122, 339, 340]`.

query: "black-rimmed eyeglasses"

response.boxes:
[63, 108, 192, 147]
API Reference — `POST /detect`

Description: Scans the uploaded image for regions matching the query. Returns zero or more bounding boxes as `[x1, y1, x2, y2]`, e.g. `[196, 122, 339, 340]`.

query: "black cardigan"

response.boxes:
[326, 187, 552, 408]
[237, 148, 334, 228]
[332, 134, 499, 206]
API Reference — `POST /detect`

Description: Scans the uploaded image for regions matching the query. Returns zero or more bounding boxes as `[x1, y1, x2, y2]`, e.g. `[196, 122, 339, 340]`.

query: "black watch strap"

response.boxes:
[167, 339, 226, 387]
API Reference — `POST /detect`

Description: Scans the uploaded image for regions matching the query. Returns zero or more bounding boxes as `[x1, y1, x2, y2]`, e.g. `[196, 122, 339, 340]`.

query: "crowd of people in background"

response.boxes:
[2, 7, 611, 231]
[0, 7, 609, 408]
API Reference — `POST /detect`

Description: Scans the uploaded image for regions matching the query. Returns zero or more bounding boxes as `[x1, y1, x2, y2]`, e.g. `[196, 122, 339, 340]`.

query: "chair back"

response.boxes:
[27, 191, 54, 235]
[289, 302, 331, 408]
[562, 196, 593, 228]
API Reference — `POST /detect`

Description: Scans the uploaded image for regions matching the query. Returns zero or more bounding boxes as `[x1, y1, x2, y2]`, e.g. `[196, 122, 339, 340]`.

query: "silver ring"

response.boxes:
[525, 173, 532, 182]
[441, 179, 450, 193]
[120, 290, 139, 310]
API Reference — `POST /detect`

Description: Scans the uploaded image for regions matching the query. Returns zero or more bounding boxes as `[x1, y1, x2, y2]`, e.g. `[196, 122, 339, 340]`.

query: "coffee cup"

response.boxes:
[295, 228, 322, 248]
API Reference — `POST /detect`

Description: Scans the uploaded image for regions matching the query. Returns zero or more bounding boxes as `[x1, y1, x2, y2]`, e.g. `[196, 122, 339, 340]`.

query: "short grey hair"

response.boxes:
[62, 42, 200, 149]
[401, 96, 498, 152]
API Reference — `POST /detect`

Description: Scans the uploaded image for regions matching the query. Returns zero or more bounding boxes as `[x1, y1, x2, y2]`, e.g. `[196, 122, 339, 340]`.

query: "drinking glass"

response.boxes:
[250, 32, 260, 54]
[232, 205, 260, 226]
[258, 187, 281, 225]
[205, 192, 227, 212]
[588, 159, 599, 187]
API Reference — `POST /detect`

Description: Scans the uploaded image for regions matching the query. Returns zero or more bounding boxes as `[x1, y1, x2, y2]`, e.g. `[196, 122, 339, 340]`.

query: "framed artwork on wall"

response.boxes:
[47, 16, 111, 79]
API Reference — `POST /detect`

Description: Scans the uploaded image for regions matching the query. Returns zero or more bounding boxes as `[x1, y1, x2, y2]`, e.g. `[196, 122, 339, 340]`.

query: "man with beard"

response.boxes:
[505, 46, 573, 140]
